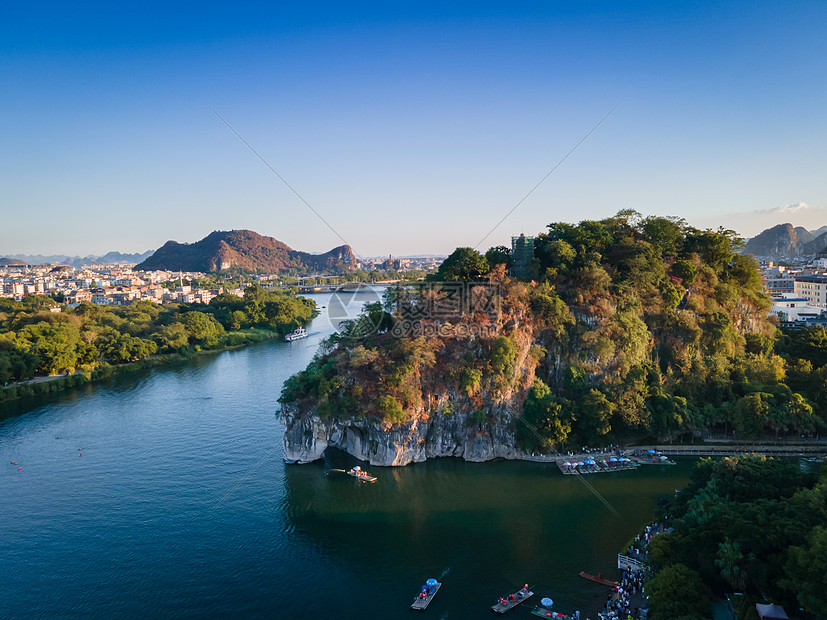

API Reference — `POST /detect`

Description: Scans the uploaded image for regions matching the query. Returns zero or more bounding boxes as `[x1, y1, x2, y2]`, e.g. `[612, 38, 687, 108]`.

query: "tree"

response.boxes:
[181, 311, 225, 346]
[490, 336, 517, 376]
[376, 395, 406, 424]
[670, 259, 697, 285]
[646, 563, 709, 620]
[434, 247, 489, 281]
[156, 322, 189, 352]
[784, 526, 827, 617]
[641, 216, 686, 258]
[13, 322, 82, 374]
[485, 245, 512, 268]
[733, 393, 772, 437]
[715, 539, 747, 591]
[99, 332, 157, 363]
[578, 389, 615, 441]
[520, 379, 571, 450]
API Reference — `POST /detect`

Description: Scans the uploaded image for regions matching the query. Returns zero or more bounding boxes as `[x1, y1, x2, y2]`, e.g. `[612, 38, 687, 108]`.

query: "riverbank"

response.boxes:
[0, 327, 281, 403]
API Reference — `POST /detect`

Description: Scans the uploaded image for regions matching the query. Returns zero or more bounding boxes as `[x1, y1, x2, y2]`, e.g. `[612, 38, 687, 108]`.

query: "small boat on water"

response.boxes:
[411, 578, 441, 610]
[347, 466, 377, 483]
[530, 597, 568, 618]
[578, 571, 618, 587]
[285, 327, 308, 342]
[530, 608, 570, 619]
[491, 586, 533, 614]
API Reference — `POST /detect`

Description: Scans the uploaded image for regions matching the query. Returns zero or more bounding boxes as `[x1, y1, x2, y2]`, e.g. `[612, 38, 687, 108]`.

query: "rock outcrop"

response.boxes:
[280, 401, 523, 466]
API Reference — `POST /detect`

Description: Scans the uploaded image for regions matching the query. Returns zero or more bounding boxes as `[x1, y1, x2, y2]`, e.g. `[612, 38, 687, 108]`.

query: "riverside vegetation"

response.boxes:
[0, 285, 315, 401]
[642, 454, 826, 619]
[281, 211, 825, 456]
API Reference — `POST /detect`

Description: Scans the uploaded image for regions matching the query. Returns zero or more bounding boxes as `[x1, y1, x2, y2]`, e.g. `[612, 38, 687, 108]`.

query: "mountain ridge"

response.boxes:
[135, 229, 357, 273]
[743, 222, 827, 258]
[2, 251, 154, 267]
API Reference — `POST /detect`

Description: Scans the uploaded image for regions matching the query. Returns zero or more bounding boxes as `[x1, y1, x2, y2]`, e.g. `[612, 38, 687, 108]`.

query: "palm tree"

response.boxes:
[715, 539, 747, 591]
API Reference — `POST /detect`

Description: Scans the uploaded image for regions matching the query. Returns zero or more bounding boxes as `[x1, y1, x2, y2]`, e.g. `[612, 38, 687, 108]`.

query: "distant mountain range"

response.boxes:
[135, 229, 357, 273]
[742, 223, 827, 258]
[1, 251, 154, 267]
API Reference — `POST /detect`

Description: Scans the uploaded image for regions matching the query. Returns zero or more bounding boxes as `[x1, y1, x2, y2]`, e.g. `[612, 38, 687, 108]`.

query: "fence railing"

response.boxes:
[617, 554, 646, 572]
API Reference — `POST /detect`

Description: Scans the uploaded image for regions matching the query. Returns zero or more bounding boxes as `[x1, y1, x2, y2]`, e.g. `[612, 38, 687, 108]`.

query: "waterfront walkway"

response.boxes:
[522, 441, 826, 464]
[633, 443, 827, 457]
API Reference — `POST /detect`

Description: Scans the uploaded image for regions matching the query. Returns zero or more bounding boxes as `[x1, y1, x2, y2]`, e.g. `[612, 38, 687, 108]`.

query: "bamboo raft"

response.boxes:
[579, 571, 619, 587]
[328, 467, 378, 482]
[346, 467, 377, 483]
[411, 581, 441, 610]
[491, 587, 533, 614]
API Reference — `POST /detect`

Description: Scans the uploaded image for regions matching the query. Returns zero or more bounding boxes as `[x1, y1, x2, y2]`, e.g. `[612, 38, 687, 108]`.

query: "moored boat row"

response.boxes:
[557, 457, 637, 474]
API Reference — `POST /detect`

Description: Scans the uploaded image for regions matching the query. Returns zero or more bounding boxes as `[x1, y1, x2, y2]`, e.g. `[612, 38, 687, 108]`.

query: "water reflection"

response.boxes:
[281, 449, 693, 617]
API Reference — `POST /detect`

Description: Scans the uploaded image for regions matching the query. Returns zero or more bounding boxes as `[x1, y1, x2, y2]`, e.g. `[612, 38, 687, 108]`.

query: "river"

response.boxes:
[0, 292, 692, 619]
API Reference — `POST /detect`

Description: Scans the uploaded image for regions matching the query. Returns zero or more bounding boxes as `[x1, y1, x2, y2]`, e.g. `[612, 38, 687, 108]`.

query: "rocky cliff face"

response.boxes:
[280, 399, 523, 466]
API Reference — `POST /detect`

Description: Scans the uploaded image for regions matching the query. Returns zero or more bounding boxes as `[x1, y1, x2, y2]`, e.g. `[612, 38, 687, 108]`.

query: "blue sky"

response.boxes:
[2, 1, 826, 257]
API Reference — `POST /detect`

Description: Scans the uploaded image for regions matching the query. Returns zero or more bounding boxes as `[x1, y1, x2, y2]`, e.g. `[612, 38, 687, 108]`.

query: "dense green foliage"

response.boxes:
[0, 286, 315, 386]
[645, 563, 709, 620]
[280, 211, 826, 451]
[279, 277, 528, 425]
[430, 247, 489, 281]
[520, 211, 826, 450]
[650, 455, 826, 617]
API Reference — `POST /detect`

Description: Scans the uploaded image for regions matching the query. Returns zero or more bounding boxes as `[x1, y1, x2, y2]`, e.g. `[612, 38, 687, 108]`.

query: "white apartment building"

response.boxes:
[794, 275, 827, 308]
[770, 293, 825, 321]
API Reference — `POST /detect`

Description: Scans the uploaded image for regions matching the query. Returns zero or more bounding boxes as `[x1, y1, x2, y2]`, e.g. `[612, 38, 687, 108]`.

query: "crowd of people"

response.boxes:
[595, 519, 665, 620]
[597, 568, 645, 620]
[566, 445, 621, 457]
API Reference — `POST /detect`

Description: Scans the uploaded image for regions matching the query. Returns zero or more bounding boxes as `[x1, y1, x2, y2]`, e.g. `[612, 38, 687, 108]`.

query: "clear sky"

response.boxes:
[2, 1, 826, 258]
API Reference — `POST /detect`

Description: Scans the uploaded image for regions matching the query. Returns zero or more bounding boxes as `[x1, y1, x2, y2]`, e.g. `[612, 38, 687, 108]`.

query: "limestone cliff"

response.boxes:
[280, 397, 524, 466]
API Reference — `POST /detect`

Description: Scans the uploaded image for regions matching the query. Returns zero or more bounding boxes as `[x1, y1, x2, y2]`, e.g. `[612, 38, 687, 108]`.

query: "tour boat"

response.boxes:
[411, 579, 441, 610]
[491, 586, 533, 614]
[285, 327, 308, 342]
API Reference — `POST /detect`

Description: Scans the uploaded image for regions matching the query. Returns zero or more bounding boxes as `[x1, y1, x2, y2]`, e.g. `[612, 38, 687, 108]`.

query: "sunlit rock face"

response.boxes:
[280, 398, 522, 466]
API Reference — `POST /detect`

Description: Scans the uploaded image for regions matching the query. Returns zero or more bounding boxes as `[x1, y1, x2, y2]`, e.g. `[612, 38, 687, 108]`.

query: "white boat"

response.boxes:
[285, 327, 308, 342]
